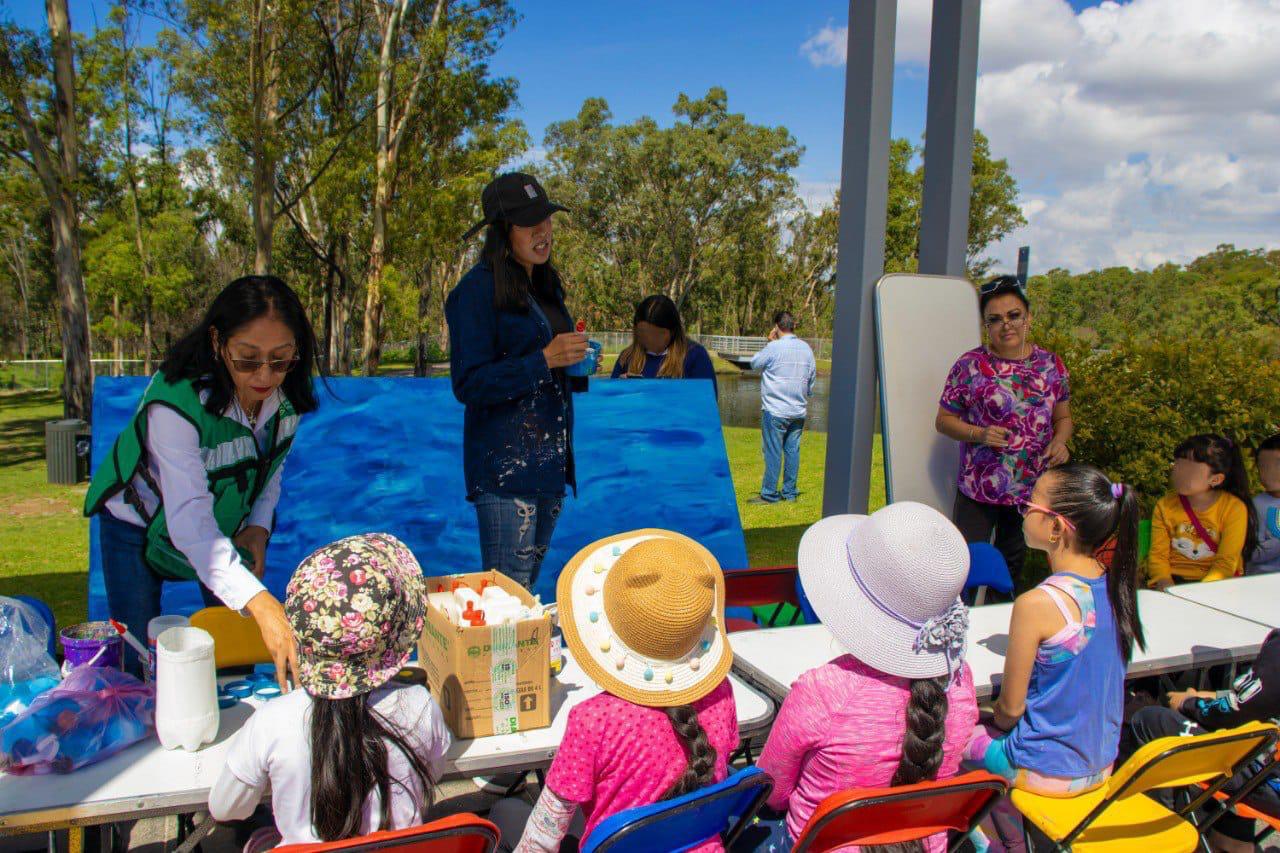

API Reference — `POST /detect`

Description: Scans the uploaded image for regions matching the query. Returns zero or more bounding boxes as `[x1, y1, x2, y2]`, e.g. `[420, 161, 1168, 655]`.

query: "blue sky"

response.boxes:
[9, 0, 1279, 272]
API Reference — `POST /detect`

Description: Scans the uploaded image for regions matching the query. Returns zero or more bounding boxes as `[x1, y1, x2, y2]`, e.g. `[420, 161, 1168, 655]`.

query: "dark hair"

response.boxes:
[863, 677, 950, 853]
[310, 694, 437, 841]
[158, 275, 321, 416]
[661, 704, 717, 800]
[1256, 433, 1280, 459]
[773, 310, 796, 333]
[1044, 464, 1146, 662]
[620, 295, 691, 378]
[1174, 434, 1259, 563]
[480, 221, 565, 315]
[978, 275, 1030, 314]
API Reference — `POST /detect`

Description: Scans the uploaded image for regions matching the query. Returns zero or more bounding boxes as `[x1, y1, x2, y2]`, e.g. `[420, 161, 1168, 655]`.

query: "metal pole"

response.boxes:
[1017, 246, 1030, 285]
[918, 0, 982, 277]
[822, 0, 897, 517]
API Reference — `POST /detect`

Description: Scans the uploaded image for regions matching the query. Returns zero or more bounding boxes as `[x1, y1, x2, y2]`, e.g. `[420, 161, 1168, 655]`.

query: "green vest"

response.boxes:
[84, 373, 299, 580]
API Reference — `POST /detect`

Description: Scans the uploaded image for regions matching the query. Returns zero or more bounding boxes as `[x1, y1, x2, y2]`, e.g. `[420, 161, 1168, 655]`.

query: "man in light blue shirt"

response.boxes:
[749, 311, 817, 504]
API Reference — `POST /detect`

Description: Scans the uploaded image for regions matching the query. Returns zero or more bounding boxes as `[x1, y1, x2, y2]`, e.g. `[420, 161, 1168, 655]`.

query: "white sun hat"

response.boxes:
[798, 501, 971, 680]
[556, 529, 732, 707]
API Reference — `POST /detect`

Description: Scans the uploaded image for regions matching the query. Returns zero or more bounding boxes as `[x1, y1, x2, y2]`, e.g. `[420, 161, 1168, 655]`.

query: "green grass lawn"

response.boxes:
[0, 390, 882, 629]
[0, 391, 90, 632]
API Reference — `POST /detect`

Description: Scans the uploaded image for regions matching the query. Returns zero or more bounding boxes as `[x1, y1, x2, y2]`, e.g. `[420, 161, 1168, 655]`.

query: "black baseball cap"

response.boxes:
[461, 172, 569, 240]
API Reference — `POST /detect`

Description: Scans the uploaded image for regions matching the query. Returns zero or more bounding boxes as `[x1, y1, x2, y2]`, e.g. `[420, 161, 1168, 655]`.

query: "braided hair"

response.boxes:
[661, 704, 718, 800]
[864, 676, 951, 853]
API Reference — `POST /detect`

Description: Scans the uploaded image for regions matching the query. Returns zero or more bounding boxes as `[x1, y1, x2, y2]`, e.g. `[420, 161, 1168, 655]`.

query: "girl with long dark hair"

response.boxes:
[85, 275, 321, 688]
[611, 294, 717, 396]
[965, 464, 1146, 802]
[749, 502, 979, 852]
[209, 533, 450, 848]
[1147, 433, 1258, 588]
[490, 530, 740, 853]
[446, 172, 592, 592]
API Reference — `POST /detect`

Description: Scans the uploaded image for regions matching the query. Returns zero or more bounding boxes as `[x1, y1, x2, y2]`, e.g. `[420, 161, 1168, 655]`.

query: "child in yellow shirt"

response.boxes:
[1148, 434, 1258, 588]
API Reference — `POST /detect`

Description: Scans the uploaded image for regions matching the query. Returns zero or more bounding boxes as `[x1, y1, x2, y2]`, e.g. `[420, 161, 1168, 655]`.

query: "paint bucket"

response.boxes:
[59, 622, 123, 676]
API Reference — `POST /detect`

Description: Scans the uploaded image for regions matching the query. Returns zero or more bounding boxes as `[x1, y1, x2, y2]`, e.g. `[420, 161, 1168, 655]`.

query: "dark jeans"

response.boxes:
[1127, 705, 1280, 842]
[474, 493, 563, 590]
[761, 411, 804, 502]
[952, 491, 1026, 579]
[98, 512, 220, 677]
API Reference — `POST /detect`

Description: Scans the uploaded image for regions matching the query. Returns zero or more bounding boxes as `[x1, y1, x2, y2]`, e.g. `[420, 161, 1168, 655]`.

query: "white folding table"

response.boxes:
[1165, 575, 1280, 630]
[0, 659, 773, 837]
[731, 590, 1273, 703]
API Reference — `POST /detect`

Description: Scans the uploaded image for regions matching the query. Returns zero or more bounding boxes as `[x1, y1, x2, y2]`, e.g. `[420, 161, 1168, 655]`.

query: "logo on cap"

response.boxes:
[524, 184, 538, 199]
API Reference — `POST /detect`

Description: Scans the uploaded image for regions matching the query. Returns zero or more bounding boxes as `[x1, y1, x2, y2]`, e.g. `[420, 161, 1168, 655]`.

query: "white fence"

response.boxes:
[1, 359, 149, 391]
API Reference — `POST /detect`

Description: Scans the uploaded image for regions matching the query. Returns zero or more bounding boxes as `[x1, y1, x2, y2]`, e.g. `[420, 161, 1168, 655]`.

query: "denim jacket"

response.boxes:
[445, 261, 585, 500]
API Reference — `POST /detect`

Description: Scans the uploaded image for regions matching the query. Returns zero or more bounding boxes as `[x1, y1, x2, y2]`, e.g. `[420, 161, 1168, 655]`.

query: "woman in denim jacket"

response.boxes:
[446, 173, 591, 589]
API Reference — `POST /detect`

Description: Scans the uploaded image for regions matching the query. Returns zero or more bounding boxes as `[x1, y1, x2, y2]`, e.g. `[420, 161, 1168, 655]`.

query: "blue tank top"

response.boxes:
[1003, 572, 1126, 778]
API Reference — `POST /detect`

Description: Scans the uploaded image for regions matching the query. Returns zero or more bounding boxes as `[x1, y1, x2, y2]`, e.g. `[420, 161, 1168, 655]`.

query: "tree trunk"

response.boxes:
[249, 0, 279, 274]
[47, 0, 92, 419]
[322, 238, 336, 373]
[413, 268, 431, 377]
[143, 290, 153, 373]
[112, 294, 122, 376]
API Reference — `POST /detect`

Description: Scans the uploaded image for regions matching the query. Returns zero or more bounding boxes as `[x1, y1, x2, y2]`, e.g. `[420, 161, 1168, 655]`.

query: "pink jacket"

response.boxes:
[757, 655, 979, 849]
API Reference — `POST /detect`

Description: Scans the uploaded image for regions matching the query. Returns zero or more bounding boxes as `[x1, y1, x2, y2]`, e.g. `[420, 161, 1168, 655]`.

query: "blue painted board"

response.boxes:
[87, 377, 747, 619]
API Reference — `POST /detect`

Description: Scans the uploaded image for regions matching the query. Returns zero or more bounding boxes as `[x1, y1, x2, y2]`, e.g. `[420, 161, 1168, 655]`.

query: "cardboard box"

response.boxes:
[417, 570, 551, 739]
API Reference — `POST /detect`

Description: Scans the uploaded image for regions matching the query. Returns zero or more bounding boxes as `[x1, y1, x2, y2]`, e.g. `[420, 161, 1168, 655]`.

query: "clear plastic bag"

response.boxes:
[0, 596, 61, 728]
[0, 667, 155, 774]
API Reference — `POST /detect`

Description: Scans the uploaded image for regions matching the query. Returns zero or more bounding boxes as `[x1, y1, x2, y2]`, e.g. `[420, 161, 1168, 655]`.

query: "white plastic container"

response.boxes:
[146, 615, 190, 683]
[155, 626, 219, 751]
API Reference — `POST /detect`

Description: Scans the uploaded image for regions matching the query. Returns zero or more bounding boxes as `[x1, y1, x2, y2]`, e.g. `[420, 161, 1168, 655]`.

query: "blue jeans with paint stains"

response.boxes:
[474, 493, 563, 590]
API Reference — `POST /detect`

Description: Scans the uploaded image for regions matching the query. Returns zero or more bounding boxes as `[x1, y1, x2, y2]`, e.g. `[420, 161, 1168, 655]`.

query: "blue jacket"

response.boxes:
[446, 261, 584, 500]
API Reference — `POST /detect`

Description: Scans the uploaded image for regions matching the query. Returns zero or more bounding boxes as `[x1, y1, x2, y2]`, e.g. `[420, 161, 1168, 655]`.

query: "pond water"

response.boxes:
[715, 371, 831, 433]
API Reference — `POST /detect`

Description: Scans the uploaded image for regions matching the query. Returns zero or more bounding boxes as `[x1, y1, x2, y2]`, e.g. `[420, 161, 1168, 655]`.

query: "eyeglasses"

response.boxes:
[1018, 500, 1077, 531]
[226, 356, 299, 375]
[984, 309, 1027, 328]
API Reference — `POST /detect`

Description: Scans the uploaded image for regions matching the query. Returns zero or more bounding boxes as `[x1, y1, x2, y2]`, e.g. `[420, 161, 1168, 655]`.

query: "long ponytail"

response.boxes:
[865, 676, 951, 853]
[661, 704, 717, 800]
[1046, 464, 1147, 662]
[309, 694, 436, 841]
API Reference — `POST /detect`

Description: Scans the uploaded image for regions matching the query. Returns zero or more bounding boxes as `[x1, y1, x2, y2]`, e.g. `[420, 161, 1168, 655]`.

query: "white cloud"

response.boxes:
[804, 0, 1280, 272]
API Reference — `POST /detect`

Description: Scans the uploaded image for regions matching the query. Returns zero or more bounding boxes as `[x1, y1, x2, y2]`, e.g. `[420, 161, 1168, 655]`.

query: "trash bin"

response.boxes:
[46, 418, 89, 484]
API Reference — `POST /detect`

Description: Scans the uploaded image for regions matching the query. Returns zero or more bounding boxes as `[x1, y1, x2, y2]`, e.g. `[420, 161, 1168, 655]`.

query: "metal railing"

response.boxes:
[1, 359, 149, 391]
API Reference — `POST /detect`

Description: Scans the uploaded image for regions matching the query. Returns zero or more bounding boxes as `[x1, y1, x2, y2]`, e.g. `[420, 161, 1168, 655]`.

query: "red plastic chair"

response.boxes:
[792, 771, 1008, 853]
[723, 565, 801, 632]
[272, 814, 500, 853]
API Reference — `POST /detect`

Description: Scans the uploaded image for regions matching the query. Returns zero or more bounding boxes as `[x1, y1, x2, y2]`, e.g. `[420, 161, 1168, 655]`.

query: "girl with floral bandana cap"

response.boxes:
[209, 533, 451, 848]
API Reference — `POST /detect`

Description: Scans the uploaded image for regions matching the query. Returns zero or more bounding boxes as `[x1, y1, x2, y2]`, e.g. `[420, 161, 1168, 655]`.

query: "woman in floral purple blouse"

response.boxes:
[935, 276, 1074, 577]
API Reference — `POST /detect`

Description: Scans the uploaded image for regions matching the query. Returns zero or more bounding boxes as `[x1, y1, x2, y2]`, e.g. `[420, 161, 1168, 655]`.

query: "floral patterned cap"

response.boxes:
[285, 533, 426, 699]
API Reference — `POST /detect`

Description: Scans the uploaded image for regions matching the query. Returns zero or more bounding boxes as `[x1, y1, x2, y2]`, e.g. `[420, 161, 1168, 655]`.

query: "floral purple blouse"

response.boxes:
[939, 345, 1070, 506]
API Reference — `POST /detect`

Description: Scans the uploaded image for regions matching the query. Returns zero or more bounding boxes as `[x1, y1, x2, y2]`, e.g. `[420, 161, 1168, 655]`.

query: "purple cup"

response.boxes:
[59, 622, 123, 674]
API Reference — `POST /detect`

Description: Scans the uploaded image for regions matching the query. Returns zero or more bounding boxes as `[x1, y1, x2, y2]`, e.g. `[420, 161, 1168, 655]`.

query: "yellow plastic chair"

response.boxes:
[1011, 721, 1280, 852]
[189, 606, 271, 669]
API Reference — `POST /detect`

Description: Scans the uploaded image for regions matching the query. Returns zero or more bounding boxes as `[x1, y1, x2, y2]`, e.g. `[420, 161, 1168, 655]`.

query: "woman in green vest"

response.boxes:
[85, 275, 320, 691]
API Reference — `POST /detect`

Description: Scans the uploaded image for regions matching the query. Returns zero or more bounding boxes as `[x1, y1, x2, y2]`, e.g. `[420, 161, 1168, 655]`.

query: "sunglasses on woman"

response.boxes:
[980, 275, 1026, 296]
[226, 356, 300, 375]
[1017, 499, 1077, 531]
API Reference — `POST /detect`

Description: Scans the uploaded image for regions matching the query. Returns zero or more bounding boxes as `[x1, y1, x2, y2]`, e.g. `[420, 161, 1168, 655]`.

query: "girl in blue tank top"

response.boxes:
[965, 464, 1146, 796]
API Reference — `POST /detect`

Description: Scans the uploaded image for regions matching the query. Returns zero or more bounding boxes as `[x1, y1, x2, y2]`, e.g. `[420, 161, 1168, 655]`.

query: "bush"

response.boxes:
[1045, 333, 1280, 511]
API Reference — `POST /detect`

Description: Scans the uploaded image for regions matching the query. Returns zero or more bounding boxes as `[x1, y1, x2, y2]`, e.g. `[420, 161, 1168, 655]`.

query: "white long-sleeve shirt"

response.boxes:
[104, 390, 285, 610]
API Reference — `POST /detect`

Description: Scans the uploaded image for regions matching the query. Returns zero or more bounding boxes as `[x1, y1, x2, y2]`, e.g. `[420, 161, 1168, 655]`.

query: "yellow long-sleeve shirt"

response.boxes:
[1147, 491, 1249, 585]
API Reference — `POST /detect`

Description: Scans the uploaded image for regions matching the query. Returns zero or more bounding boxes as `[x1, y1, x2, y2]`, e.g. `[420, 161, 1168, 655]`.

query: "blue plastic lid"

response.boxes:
[218, 695, 239, 710]
[253, 684, 282, 700]
[224, 681, 254, 698]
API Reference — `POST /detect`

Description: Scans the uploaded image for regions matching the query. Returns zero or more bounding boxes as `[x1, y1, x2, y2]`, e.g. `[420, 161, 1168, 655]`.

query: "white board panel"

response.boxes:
[875, 273, 981, 512]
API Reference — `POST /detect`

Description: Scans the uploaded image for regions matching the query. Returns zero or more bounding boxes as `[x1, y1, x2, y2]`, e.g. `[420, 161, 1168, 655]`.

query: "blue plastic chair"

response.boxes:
[12, 595, 56, 658]
[795, 575, 820, 624]
[580, 766, 773, 853]
[965, 543, 1014, 606]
